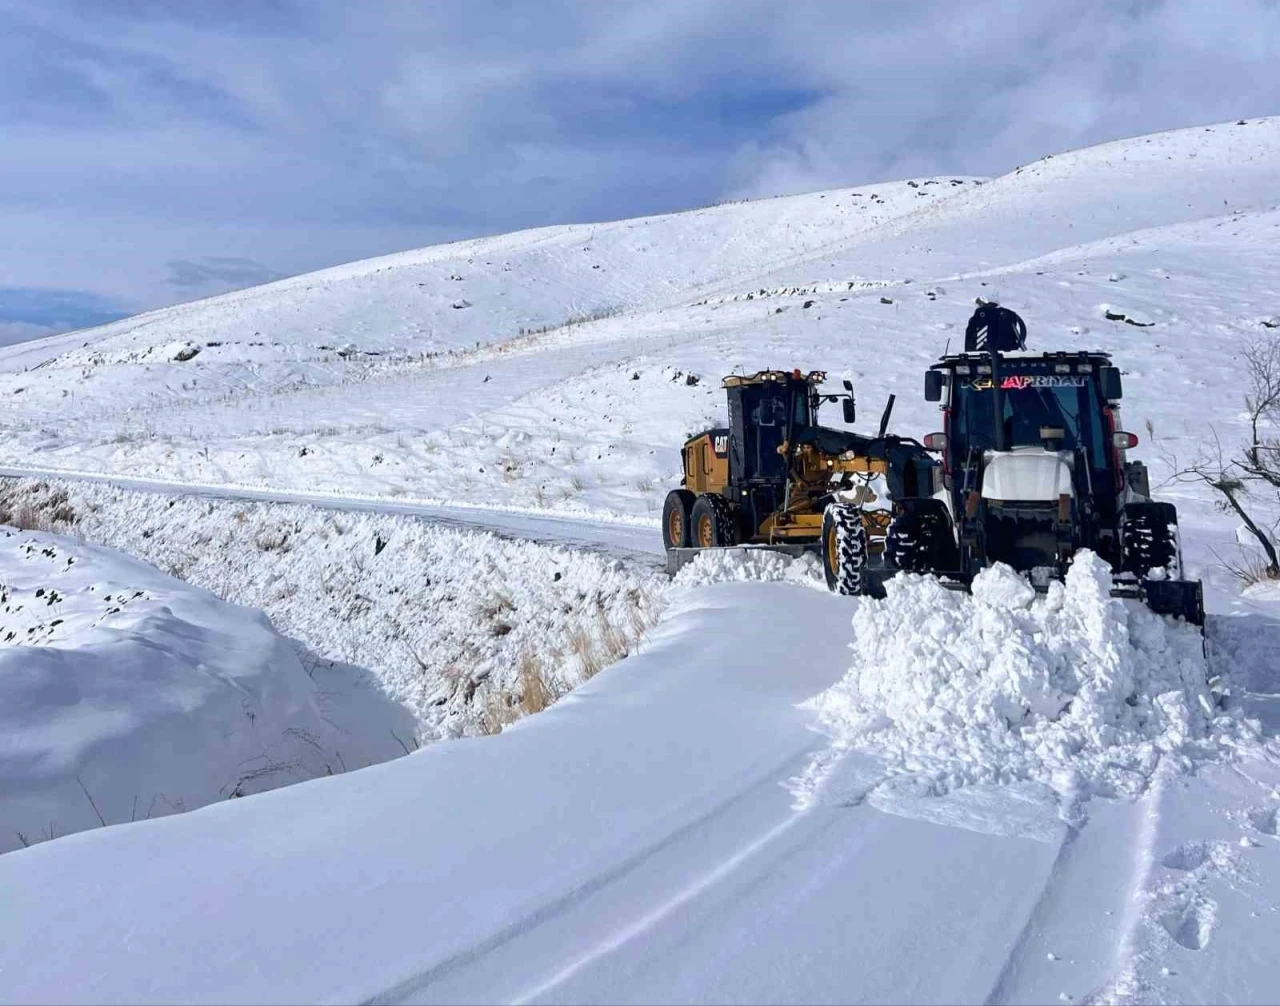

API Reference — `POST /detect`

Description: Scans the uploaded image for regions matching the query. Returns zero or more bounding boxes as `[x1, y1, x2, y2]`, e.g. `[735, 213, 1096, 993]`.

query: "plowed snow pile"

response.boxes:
[802, 553, 1256, 808]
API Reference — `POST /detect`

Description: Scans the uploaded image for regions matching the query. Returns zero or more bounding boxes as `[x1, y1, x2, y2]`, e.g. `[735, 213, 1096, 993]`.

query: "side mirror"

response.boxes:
[923, 432, 947, 452]
[842, 379, 853, 392]
[842, 398, 856, 425]
[1101, 366, 1123, 401]
[1112, 431, 1138, 450]
[924, 370, 944, 402]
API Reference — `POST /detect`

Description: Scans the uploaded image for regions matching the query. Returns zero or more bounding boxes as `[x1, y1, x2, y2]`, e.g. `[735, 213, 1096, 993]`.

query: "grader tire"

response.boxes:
[691, 493, 738, 549]
[822, 503, 869, 596]
[662, 489, 696, 550]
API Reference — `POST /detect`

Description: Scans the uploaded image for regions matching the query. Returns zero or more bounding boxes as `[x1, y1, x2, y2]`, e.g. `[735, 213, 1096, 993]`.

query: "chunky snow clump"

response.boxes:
[674, 547, 826, 590]
[805, 552, 1253, 801]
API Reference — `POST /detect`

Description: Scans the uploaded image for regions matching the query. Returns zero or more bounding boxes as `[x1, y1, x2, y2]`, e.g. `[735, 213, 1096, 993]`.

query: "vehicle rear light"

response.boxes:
[1112, 431, 1138, 449]
[924, 432, 947, 451]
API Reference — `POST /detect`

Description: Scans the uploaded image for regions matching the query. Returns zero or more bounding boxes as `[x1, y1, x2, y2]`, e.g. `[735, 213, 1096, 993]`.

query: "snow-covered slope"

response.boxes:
[0, 118, 1276, 546]
[0, 175, 961, 424]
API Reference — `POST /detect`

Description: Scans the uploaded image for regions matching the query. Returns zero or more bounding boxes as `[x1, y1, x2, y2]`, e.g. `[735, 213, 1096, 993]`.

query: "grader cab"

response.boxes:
[663, 369, 937, 593]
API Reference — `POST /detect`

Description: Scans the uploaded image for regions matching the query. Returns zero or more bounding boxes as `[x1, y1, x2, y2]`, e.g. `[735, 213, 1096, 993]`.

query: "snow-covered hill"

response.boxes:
[0, 118, 1277, 548]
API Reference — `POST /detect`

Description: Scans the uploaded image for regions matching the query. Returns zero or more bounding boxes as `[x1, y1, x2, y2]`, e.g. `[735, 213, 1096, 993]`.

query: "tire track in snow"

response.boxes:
[1082, 773, 1167, 1004]
[365, 750, 818, 1005]
[983, 772, 1168, 1006]
[507, 814, 804, 1005]
[981, 825, 1082, 1006]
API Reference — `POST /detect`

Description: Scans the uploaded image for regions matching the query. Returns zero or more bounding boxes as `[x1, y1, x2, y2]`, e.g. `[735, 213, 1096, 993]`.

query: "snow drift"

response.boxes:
[798, 553, 1258, 816]
[0, 529, 384, 854]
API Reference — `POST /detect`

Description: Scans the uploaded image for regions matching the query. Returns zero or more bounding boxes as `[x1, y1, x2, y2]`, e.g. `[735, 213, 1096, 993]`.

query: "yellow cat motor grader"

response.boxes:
[662, 369, 938, 594]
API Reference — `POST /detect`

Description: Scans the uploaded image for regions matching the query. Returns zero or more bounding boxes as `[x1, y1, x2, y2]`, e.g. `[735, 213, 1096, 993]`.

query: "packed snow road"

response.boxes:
[3, 574, 1276, 1005]
[0, 465, 664, 564]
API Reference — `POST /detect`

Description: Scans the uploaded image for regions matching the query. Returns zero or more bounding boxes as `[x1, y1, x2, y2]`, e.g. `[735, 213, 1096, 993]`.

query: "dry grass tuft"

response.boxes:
[516, 650, 554, 715]
[479, 649, 561, 734]
[0, 482, 80, 531]
[1218, 547, 1280, 586]
[568, 610, 637, 682]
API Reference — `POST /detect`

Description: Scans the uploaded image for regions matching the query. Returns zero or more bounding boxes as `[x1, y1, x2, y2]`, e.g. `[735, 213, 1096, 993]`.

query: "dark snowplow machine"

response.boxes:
[859, 305, 1205, 625]
[662, 369, 935, 595]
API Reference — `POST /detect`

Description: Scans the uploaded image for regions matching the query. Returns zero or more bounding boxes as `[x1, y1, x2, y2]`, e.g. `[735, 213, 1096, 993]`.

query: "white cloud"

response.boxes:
[1, 0, 1277, 314]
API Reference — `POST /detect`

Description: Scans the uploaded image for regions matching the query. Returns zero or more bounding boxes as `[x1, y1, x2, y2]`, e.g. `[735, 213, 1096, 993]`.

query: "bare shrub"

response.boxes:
[1215, 547, 1280, 586]
[1170, 338, 1280, 580]
[11, 502, 47, 531]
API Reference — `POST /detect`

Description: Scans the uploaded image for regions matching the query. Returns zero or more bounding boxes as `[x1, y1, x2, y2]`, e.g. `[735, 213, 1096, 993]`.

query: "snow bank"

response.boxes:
[0, 530, 380, 855]
[1, 478, 665, 741]
[799, 553, 1256, 813]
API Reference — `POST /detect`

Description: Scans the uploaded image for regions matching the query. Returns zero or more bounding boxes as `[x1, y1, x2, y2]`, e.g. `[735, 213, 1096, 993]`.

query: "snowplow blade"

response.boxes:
[928, 571, 1206, 629]
[1137, 578, 1205, 627]
[665, 543, 818, 576]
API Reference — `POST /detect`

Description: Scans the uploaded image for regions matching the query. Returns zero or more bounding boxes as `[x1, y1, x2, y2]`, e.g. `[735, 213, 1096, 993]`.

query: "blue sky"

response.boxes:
[2, 0, 1278, 339]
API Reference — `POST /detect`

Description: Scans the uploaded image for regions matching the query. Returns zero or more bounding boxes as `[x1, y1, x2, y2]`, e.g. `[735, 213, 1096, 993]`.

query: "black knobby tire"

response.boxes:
[886, 510, 930, 572]
[822, 503, 869, 595]
[690, 493, 738, 549]
[885, 501, 956, 574]
[662, 489, 697, 550]
[1120, 502, 1180, 578]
